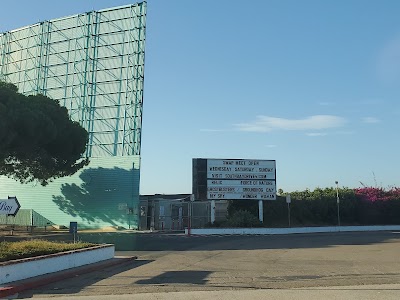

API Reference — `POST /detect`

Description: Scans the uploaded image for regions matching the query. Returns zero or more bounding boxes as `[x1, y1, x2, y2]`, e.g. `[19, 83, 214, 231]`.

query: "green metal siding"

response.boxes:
[0, 209, 53, 227]
[0, 156, 141, 229]
[0, 2, 146, 157]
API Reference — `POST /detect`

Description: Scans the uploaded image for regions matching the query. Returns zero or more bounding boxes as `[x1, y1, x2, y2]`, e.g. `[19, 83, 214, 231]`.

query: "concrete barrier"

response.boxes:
[185, 225, 400, 235]
[0, 244, 114, 284]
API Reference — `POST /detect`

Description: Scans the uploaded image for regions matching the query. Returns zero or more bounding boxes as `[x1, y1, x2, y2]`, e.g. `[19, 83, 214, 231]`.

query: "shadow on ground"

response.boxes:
[135, 270, 211, 285]
[76, 231, 400, 251]
[18, 259, 153, 298]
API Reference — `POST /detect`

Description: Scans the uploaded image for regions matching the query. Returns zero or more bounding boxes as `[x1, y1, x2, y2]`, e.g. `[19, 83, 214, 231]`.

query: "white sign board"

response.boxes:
[207, 159, 275, 180]
[206, 159, 276, 200]
[0, 197, 21, 216]
[207, 180, 276, 200]
[208, 179, 275, 187]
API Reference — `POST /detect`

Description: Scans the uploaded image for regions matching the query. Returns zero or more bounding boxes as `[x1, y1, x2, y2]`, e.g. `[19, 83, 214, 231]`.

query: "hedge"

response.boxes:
[226, 187, 400, 227]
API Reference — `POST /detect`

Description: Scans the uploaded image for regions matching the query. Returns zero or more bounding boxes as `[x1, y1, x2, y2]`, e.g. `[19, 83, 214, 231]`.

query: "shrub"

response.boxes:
[0, 240, 94, 262]
[226, 210, 262, 228]
[225, 186, 400, 227]
[355, 187, 400, 202]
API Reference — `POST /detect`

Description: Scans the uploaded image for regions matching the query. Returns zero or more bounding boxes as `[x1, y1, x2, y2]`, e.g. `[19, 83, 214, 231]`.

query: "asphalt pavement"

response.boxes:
[18, 284, 400, 300]
[14, 231, 400, 299]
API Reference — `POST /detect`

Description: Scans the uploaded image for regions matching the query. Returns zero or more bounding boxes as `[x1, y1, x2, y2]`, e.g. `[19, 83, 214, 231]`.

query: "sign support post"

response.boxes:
[211, 200, 216, 224]
[69, 222, 78, 243]
[286, 194, 291, 228]
[258, 200, 263, 223]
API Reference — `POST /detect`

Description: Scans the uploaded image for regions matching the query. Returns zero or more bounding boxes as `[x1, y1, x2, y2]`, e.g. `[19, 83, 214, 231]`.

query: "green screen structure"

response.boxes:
[0, 2, 146, 229]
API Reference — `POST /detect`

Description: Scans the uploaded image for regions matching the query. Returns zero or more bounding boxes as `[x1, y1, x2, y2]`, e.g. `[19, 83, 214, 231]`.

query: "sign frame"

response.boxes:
[193, 158, 277, 201]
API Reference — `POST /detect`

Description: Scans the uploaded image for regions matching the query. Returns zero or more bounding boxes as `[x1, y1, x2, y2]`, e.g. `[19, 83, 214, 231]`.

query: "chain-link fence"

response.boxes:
[139, 200, 228, 231]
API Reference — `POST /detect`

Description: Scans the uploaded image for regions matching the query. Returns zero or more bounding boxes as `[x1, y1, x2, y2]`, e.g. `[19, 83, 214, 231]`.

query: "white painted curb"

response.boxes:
[0, 244, 114, 285]
[185, 225, 400, 235]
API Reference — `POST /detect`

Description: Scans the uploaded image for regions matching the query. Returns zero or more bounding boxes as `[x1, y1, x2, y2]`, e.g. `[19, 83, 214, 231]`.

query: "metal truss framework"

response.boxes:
[0, 2, 146, 157]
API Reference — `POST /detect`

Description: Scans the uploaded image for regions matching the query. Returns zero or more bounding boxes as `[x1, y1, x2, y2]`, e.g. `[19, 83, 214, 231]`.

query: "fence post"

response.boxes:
[31, 209, 34, 232]
[187, 201, 191, 236]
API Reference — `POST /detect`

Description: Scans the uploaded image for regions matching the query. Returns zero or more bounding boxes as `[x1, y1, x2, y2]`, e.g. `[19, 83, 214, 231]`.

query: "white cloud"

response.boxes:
[362, 117, 380, 124]
[265, 144, 277, 148]
[306, 132, 327, 137]
[235, 115, 346, 132]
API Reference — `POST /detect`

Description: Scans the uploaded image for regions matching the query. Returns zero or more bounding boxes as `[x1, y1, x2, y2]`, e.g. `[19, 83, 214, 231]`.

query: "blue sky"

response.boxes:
[1, 0, 399, 194]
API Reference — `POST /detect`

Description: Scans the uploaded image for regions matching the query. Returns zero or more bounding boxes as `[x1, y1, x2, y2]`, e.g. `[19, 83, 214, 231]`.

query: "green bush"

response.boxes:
[226, 210, 262, 228]
[263, 196, 288, 227]
[356, 199, 400, 225]
[0, 240, 95, 262]
[225, 187, 400, 227]
[227, 200, 258, 216]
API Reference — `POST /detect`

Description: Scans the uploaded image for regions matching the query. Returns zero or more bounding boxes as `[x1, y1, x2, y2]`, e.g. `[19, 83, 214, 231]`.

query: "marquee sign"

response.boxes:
[193, 158, 276, 201]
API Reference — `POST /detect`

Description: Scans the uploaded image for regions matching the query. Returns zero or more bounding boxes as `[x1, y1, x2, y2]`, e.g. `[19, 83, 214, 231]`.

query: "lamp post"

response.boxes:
[335, 181, 340, 227]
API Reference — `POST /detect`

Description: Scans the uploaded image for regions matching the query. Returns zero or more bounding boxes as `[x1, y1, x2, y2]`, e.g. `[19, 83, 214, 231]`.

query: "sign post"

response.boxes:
[0, 196, 21, 216]
[258, 200, 263, 223]
[286, 194, 291, 227]
[69, 222, 78, 243]
[211, 200, 216, 224]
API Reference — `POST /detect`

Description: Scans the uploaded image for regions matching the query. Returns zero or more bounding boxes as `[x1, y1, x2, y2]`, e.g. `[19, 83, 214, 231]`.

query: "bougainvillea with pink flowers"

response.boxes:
[354, 187, 400, 202]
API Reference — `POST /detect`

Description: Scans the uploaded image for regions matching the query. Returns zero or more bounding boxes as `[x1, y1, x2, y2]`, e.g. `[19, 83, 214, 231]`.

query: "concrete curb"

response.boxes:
[0, 256, 137, 299]
[185, 225, 400, 235]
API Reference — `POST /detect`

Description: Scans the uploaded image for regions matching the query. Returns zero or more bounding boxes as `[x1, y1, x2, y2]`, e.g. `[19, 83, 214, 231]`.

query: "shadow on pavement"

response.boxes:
[135, 270, 212, 285]
[77, 231, 400, 251]
[18, 259, 153, 298]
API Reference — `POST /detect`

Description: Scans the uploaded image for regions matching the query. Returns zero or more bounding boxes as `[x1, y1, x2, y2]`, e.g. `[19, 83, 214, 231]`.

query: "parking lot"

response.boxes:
[19, 231, 400, 298]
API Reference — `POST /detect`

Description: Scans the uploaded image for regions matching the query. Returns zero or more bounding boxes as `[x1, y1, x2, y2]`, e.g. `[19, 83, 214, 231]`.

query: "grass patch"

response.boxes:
[0, 240, 96, 262]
